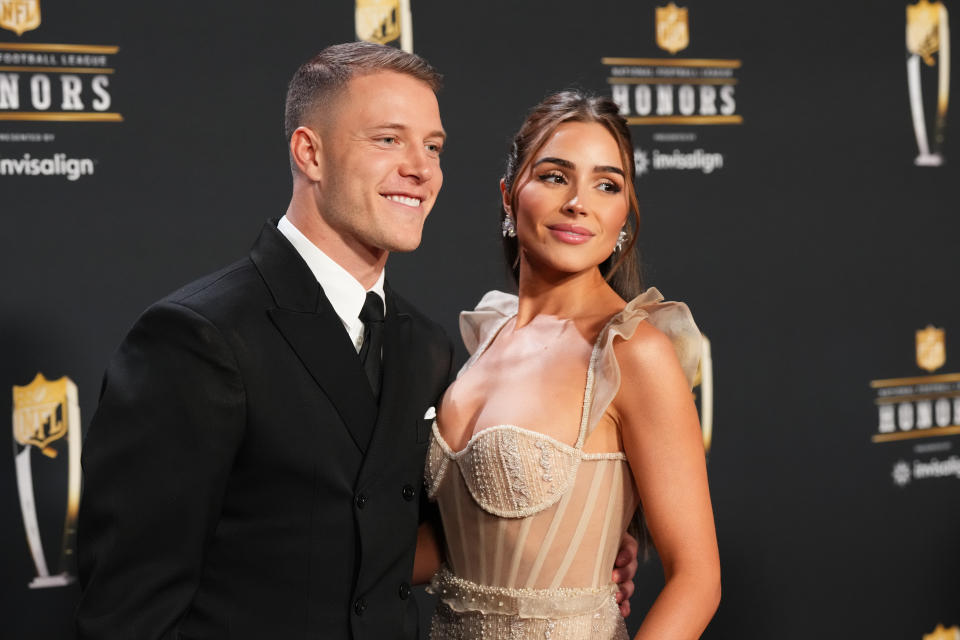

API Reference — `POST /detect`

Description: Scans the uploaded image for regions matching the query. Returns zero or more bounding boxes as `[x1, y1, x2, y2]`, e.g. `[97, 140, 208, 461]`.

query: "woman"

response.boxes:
[422, 91, 720, 639]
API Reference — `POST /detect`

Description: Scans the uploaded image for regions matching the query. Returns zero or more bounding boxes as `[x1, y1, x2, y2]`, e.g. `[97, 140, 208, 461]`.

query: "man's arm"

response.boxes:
[76, 301, 246, 640]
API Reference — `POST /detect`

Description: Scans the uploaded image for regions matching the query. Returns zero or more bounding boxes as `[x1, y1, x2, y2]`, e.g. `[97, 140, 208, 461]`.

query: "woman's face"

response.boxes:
[510, 121, 629, 279]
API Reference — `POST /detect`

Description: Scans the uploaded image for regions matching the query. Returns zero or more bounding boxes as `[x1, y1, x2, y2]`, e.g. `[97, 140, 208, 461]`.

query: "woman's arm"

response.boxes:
[412, 521, 444, 585]
[613, 323, 721, 639]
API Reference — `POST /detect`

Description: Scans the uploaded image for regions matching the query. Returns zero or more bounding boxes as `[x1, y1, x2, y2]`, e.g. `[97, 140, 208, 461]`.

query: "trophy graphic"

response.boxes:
[356, 0, 414, 53]
[12, 373, 82, 588]
[693, 335, 714, 454]
[907, 0, 951, 166]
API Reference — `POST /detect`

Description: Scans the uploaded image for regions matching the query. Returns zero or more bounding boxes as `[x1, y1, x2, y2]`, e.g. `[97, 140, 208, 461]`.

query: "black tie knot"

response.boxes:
[359, 291, 384, 324]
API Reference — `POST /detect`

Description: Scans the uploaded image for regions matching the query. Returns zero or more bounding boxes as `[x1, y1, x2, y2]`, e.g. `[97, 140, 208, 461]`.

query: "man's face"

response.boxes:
[316, 71, 445, 254]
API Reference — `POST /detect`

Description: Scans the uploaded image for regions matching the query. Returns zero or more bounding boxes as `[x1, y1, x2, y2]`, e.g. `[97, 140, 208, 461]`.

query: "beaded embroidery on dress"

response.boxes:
[425, 288, 700, 640]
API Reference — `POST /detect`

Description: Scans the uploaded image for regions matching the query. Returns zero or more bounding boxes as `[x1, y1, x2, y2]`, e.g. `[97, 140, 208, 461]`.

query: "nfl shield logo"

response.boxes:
[915, 325, 946, 373]
[656, 2, 689, 55]
[906, 0, 943, 65]
[356, 0, 402, 45]
[13, 373, 71, 456]
[923, 624, 960, 640]
[0, 0, 41, 36]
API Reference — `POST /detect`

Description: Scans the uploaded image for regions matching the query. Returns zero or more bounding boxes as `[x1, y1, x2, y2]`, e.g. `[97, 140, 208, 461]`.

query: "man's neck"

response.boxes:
[285, 203, 387, 290]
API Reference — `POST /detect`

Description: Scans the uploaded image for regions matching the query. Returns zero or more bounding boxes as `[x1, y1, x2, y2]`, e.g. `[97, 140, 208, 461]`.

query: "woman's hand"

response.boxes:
[612, 531, 639, 617]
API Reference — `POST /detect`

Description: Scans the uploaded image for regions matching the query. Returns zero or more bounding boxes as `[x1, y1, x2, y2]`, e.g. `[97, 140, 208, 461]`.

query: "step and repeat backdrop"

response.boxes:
[2, 0, 958, 638]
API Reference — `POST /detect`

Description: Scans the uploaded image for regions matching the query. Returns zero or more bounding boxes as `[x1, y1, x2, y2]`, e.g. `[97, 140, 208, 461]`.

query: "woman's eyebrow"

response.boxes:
[534, 157, 625, 176]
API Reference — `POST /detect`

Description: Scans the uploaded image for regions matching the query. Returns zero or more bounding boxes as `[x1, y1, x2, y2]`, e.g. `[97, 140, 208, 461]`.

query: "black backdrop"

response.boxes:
[3, 1, 958, 638]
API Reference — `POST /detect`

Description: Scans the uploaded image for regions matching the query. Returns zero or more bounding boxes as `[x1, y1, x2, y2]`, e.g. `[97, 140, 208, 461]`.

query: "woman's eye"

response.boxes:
[598, 181, 622, 193]
[539, 171, 566, 184]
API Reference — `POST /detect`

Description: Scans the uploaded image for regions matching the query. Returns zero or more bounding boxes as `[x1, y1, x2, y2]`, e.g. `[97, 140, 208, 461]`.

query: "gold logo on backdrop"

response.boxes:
[13, 372, 69, 457]
[870, 326, 959, 444]
[0, 0, 41, 36]
[656, 2, 689, 55]
[356, 0, 401, 45]
[916, 325, 946, 373]
[692, 335, 714, 454]
[906, 0, 950, 166]
[924, 623, 960, 640]
[355, 0, 413, 53]
[908, 0, 943, 65]
[12, 373, 82, 588]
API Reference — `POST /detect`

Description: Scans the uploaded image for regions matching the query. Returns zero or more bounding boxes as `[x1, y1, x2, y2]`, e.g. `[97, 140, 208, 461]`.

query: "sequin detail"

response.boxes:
[426, 423, 589, 518]
[534, 440, 554, 491]
[427, 567, 626, 640]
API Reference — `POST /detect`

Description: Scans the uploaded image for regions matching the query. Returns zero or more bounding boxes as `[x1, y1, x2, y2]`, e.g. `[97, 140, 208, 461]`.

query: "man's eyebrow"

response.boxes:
[372, 122, 447, 142]
[534, 157, 624, 176]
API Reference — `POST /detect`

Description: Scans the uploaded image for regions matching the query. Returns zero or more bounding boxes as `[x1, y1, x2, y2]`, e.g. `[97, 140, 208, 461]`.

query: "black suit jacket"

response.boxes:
[77, 221, 453, 640]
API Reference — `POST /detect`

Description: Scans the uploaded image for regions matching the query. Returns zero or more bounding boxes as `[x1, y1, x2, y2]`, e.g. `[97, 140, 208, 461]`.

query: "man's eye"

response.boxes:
[426, 143, 443, 155]
[379, 137, 397, 144]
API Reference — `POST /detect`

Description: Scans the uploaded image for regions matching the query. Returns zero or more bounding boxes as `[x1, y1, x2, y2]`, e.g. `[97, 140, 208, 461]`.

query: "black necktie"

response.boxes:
[358, 291, 384, 401]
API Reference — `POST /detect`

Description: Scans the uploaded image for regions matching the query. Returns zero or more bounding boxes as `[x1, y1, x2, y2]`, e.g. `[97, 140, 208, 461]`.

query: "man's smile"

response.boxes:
[382, 193, 424, 208]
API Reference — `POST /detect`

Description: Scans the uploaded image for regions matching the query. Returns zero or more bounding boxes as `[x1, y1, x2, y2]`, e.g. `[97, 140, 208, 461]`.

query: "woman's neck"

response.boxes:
[515, 257, 624, 328]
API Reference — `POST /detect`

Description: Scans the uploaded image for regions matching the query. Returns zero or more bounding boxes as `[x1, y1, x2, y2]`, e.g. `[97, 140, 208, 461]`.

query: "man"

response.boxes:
[77, 42, 635, 639]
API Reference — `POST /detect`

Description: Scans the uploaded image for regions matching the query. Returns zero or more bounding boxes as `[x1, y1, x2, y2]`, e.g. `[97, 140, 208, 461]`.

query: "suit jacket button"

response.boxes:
[399, 582, 411, 599]
[402, 485, 415, 501]
[355, 493, 367, 509]
[354, 597, 367, 615]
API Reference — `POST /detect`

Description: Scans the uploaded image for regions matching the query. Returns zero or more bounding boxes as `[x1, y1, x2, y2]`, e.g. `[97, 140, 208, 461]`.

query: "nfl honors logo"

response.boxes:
[870, 325, 959, 445]
[656, 2, 689, 54]
[0, 0, 40, 36]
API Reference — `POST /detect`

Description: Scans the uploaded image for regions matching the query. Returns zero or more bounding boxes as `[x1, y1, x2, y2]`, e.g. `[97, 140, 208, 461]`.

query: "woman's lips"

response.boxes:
[548, 224, 594, 244]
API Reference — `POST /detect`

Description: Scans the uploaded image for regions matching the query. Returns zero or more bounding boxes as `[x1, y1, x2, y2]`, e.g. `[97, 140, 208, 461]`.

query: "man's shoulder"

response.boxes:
[162, 257, 262, 310]
[390, 289, 449, 343]
[138, 257, 268, 333]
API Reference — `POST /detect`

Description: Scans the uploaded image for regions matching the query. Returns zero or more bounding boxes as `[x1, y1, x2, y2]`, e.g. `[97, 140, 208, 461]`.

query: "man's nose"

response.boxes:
[399, 146, 434, 183]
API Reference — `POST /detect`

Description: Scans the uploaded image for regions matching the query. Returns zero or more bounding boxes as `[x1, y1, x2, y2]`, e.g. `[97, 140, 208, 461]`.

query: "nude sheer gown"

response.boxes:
[425, 288, 701, 640]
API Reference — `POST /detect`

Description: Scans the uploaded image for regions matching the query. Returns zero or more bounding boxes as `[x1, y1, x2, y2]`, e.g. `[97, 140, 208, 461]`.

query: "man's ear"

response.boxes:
[499, 178, 511, 216]
[290, 126, 324, 182]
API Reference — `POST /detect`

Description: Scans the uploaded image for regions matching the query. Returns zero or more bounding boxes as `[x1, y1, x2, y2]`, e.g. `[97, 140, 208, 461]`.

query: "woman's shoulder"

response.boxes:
[458, 290, 518, 355]
[606, 287, 702, 388]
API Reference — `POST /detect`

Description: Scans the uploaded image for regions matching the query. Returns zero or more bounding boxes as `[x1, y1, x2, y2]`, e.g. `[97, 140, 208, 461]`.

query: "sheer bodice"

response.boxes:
[425, 288, 701, 639]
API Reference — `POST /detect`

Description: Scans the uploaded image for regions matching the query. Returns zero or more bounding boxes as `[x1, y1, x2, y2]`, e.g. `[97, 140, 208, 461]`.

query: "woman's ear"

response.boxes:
[499, 178, 511, 216]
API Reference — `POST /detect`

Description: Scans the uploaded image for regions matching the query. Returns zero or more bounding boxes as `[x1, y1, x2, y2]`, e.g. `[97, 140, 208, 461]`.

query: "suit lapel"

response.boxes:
[251, 221, 378, 454]
[268, 307, 377, 453]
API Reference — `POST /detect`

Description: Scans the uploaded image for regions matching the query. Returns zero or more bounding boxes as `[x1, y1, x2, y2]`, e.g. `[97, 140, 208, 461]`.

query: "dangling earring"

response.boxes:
[501, 215, 517, 238]
[615, 228, 628, 251]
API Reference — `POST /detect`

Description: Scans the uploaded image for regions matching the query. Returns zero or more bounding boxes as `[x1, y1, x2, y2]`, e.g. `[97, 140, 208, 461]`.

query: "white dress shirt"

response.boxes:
[277, 215, 385, 353]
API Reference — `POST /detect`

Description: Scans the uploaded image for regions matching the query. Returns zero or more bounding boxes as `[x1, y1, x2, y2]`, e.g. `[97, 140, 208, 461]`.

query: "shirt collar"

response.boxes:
[277, 216, 385, 329]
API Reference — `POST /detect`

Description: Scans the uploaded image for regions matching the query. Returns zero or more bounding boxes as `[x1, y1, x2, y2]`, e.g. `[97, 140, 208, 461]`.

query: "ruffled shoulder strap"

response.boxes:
[583, 287, 702, 439]
[458, 290, 518, 356]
